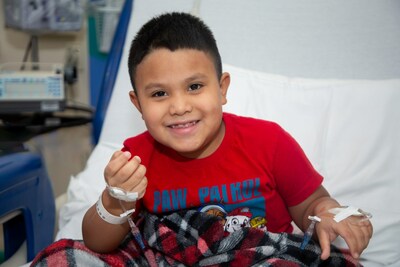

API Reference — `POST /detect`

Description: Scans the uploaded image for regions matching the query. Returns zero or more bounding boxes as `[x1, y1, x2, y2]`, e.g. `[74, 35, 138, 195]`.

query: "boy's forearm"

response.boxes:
[289, 186, 340, 232]
[82, 190, 133, 253]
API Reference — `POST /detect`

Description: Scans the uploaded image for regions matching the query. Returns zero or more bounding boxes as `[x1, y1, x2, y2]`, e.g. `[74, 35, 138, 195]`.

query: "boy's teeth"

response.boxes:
[171, 121, 196, 128]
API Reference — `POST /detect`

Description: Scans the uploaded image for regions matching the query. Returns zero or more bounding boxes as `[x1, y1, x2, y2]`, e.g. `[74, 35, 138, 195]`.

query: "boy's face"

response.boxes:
[130, 48, 230, 159]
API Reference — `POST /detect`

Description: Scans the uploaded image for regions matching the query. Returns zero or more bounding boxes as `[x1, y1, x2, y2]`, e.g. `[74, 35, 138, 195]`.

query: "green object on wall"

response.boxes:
[88, 16, 108, 108]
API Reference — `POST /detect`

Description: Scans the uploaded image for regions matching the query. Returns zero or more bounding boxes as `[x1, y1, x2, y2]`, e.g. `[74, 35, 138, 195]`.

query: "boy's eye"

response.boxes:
[189, 83, 202, 91]
[151, 91, 167, 97]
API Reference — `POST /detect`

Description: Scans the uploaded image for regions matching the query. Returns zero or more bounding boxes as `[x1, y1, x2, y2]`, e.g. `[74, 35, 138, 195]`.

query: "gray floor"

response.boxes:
[26, 125, 93, 198]
[0, 124, 93, 265]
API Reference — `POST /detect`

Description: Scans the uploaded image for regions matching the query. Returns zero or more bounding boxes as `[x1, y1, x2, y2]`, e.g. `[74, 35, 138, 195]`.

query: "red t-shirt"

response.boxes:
[123, 113, 322, 233]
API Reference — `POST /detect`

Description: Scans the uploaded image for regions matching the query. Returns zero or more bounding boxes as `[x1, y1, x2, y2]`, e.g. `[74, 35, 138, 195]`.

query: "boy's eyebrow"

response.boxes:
[143, 82, 164, 91]
[143, 73, 208, 91]
[185, 73, 208, 83]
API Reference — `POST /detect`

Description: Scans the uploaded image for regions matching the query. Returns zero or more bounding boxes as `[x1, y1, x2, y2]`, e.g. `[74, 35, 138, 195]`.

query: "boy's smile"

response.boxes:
[130, 48, 230, 159]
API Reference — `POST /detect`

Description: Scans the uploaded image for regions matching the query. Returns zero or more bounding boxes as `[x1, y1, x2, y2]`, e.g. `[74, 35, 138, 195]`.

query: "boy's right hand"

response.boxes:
[103, 151, 147, 205]
[83, 150, 146, 252]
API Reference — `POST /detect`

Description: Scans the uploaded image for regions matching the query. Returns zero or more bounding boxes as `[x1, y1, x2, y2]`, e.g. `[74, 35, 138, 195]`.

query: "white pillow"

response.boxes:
[223, 64, 400, 266]
[223, 64, 333, 171]
[321, 81, 400, 266]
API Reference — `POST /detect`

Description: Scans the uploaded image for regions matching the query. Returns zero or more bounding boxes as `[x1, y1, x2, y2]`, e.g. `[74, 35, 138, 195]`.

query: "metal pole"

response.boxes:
[30, 35, 39, 69]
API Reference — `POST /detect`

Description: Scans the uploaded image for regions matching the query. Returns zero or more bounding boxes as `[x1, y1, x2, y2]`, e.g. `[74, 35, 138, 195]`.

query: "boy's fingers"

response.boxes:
[123, 151, 132, 159]
[116, 158, 140, 180]
[105, 151, 136, 184]
[132, 176, 148, 199]
[123, 163, 147, 189]
[123, 163, 147, 199]
[109, 150, 130, 160]
[316, 216, 372, 261]
[362, 221, 373, 244]
[346, 222, 372, 259]
[318, 231, 332, 260]
[344, 237, 359, 259]
[106, 153, 147, 191]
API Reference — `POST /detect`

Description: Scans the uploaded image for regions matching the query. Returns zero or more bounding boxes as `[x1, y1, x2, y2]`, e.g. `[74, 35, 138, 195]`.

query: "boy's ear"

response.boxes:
[129, 90, 142, 113]
[219, 72, 230, 105]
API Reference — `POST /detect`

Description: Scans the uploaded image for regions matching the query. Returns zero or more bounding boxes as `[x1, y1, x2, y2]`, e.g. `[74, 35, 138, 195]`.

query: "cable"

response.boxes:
[20, 36, 33, 70]
[0, 103, 94, 143]
[64, 104, 95, 115]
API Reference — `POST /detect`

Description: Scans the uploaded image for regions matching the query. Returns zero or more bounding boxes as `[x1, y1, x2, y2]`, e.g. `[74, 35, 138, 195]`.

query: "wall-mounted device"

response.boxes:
[0, 63, 65, 113]
[3, 0, 84, 33]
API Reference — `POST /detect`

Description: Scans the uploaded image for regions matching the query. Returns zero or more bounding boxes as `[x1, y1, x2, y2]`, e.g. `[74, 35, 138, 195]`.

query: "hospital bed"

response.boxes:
[36, 0, 400, 266]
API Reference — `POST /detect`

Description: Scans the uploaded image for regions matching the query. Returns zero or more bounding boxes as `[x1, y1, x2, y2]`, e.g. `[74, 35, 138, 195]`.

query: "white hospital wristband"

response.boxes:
[96, 196, 130, 225]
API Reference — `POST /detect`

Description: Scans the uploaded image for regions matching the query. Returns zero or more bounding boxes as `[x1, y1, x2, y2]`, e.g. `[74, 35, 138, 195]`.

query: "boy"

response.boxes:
[82, 12, 372, 261]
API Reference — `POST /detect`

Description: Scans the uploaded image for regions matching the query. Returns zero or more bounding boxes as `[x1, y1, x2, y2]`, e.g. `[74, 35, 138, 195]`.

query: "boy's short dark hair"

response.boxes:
[128, 12, 222, 91]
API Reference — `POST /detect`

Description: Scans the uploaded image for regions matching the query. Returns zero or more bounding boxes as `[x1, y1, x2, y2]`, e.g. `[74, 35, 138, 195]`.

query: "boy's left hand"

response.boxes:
[316, 214, 373, 260]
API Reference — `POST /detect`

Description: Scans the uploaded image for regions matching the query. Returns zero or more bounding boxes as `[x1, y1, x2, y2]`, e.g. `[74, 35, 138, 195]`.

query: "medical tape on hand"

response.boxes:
[329, 206, 371, 223]
[106, 185, 139, 202]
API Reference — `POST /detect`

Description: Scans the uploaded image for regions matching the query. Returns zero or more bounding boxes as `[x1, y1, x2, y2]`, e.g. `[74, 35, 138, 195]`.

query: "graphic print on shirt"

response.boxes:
[152, 177, 268, 231]
[199, 204, 268, 234]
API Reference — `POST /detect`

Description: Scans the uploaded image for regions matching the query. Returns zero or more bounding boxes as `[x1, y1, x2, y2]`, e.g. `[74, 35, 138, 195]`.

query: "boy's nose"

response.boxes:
[169, 94, 192, 115]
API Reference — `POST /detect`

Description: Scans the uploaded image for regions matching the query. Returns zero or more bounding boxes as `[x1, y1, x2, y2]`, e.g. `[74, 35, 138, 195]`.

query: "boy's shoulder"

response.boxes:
[224, 112, 287, 146]
[224, 112, 282, 132]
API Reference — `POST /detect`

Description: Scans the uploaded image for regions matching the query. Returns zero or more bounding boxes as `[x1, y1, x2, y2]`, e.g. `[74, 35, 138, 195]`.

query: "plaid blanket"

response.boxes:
[31, 210, 361, 266]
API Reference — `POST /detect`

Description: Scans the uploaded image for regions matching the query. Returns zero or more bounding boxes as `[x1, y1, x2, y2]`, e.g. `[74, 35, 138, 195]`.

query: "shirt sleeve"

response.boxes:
[272, 127, 323, 207]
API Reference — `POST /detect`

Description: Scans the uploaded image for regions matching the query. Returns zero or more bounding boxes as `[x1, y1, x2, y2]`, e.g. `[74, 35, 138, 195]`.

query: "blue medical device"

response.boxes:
[0, 151, 55, 262]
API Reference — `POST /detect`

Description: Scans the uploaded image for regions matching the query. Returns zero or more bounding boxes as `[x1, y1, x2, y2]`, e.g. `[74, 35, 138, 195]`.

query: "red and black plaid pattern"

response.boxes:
[31, 210, 361, 266]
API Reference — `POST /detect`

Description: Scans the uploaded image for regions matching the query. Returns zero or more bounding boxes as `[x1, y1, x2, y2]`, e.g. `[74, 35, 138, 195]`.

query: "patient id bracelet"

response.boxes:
[96, 196, 135, 224]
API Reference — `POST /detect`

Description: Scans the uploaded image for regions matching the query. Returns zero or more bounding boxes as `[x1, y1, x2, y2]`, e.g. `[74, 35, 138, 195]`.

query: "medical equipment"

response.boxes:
[91, 0, 125, 53]
[3, 0, 83, 32]
[107, 185, 139, 202]
[300, 207, 372, 250]
[118, 200, 146, 251]
[330, 206, 372, 223]
[0, 151, 55, 262]
[0, 63, 65, 114]
[300, 216, 321, 250]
